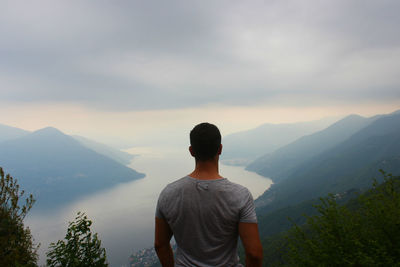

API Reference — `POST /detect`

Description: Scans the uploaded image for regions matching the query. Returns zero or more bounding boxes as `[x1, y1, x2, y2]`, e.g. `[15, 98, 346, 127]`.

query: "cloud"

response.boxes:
[1, 0, 399, 111]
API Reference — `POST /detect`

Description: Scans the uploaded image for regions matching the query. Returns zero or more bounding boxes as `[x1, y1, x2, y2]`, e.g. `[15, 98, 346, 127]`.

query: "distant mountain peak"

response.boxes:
[33, 127, 66, 136]
[24, 127, 76, 144]
[341, 114, 365, 121]
[0, 125, 144, 210]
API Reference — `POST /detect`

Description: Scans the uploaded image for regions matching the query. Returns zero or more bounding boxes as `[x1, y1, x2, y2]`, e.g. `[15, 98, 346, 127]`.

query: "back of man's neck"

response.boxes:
[189, 160, 222, 180]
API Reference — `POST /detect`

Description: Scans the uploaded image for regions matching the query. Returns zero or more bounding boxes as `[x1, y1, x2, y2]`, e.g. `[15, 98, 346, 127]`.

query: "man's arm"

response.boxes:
[154, 217, 174, 267]
[239, 222, 263, 267]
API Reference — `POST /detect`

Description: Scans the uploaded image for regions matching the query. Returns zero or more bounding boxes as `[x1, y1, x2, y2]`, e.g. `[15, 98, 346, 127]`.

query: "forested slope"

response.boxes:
[254, 112, 400, 213]
[247, 114, 376, 182]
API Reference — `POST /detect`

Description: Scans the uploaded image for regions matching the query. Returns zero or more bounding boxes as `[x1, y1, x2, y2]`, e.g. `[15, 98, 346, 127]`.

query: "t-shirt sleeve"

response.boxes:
[239, 188, 257, 223]
[155, 192, 166, 219]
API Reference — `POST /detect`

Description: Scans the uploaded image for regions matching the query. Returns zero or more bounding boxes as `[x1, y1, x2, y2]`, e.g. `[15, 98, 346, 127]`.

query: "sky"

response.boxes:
[1, 0, 400, 146]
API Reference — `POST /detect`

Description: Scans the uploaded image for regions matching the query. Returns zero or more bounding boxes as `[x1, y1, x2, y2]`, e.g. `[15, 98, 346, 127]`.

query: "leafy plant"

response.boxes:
[286, 170, 400, 266]
[0, 167, 38, 266]
[47, 212, 108, 267]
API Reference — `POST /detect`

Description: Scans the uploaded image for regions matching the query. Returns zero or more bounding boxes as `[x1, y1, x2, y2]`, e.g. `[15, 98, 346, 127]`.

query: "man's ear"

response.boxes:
[189, 146, 195, 157]
[218, 144, 223, 155]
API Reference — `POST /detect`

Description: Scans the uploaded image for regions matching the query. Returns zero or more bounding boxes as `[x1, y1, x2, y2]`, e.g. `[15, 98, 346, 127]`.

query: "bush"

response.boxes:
[0, 167, 38, 266]
[286, 170, 400, 266]
[46, 211, 108, 267]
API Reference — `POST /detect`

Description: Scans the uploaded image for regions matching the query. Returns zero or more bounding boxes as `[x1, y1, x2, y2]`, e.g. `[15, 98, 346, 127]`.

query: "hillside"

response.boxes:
[247, 114, 376, 182]
[256, 171, 400, 266]
[221, 118, 335, 166]
[0, 123, 30, 143]
[254, 112, 400, 214]
[0, 127, 144, 210]
[72, 135, 135, 165]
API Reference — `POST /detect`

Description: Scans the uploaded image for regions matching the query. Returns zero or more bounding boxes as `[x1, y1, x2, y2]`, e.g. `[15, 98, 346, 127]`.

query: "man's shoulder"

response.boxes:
[167, 176, 191, 188]
[222, 178, 251, 194]
[159, 176, 190, 196]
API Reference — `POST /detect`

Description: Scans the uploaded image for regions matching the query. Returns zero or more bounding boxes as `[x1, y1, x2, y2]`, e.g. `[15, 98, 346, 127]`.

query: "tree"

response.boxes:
[0, 167, 38, 266]
[46, 211, 108, 267]
[286, 170, 400, 266]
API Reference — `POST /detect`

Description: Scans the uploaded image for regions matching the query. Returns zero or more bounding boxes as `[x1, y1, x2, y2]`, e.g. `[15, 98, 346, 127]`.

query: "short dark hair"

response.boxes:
[190, 122, 221, 161]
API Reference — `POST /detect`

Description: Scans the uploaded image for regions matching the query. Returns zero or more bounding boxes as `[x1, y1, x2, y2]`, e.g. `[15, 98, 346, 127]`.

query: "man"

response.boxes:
[154, 123, 263, 266]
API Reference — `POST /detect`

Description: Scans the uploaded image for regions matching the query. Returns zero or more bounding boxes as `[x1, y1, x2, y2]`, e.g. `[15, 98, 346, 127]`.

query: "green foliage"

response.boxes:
[285, 170, 400, 266]
[46, 212, 108, 267]
[260, 233, 289, 267]
[0, 167, 38, 266]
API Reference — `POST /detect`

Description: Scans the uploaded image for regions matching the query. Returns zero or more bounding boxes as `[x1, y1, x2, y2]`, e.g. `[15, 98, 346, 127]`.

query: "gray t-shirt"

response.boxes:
[156, 176, 257, 267]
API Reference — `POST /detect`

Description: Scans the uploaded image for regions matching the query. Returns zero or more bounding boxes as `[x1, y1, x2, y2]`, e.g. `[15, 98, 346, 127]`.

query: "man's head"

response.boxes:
[189, 122, 222, 161]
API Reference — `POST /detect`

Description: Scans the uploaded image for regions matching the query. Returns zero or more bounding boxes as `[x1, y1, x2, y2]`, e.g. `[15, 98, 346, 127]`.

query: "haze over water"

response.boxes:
[27, 146, 272, 267]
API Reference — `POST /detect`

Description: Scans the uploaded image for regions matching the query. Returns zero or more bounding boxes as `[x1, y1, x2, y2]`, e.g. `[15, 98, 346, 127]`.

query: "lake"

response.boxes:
[26, 146, 272, 267]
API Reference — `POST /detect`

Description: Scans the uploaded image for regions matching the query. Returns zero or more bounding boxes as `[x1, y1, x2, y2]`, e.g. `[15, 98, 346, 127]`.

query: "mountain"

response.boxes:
[221, 118, 336, 166]
[0, 127, 144, 210]
[0, 123, 136, 166]
[0, 123, 30, 143]
[72, 135, 135, 165]
[247, 114, 376, 182]
[254, 112, 400, 214]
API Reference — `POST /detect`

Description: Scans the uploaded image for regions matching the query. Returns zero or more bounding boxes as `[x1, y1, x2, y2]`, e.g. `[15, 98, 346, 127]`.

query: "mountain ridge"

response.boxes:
[254, 112, 400, 214]
[0, 123, 30, 143]
[246, 114, 376, 182]
[72, 135, 135, 166]
[0, 127, 144, 210]
[221, 117, 337, 165]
